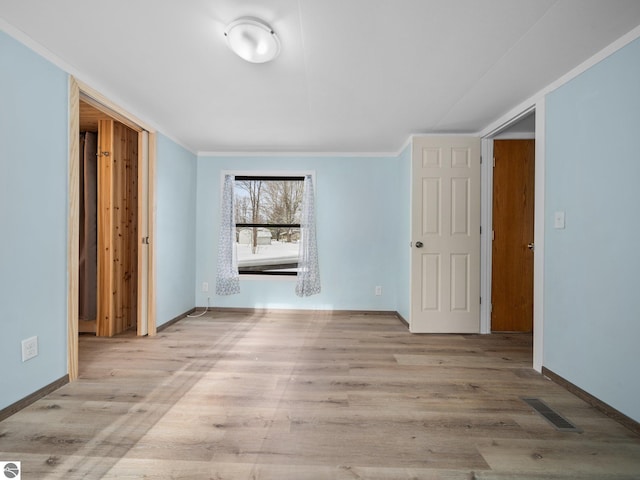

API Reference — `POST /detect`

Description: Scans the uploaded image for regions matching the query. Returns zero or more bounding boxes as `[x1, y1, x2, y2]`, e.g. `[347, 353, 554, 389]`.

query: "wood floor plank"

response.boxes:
[476, 438, 640, 476]
[1, 311, 639, 479]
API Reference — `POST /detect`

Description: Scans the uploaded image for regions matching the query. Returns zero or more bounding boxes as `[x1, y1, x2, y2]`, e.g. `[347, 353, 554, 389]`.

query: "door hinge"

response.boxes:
[493, 157, 496, 167]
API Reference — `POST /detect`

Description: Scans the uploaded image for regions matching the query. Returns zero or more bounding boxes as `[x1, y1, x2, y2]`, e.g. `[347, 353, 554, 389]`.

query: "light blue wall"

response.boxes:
[156, 134, 197, 326]
[545, 36, 640, 422]
[0, 30, 199, 411]
[196, 155, 405, 311]
[0, 31, 69, 410]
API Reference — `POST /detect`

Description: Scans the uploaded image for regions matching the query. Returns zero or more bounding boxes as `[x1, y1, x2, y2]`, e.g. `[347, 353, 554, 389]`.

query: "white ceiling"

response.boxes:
[2, 0, 640, 154]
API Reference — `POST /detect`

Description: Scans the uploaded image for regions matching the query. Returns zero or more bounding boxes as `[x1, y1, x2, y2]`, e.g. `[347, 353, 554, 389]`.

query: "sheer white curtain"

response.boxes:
[215, 174, 240, 295]
[296, 175, 321, 297]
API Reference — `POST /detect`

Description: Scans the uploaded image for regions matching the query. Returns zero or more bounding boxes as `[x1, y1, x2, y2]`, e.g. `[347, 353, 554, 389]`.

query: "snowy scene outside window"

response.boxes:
[234, 176, 304, 275]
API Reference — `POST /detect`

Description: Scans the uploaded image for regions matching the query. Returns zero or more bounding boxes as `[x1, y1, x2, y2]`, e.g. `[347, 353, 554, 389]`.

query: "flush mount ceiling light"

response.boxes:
[224, 17, 280, 64]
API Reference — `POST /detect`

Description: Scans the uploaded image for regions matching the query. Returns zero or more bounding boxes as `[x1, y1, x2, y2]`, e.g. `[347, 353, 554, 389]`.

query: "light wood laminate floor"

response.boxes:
[1, 311, 639, 479]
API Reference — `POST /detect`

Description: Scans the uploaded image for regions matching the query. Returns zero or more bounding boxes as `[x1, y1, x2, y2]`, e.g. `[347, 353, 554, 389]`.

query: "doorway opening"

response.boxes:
[484, 112, 536, 335]
[481, 104, 545, 371]
[79, 100, 140, 336]
[68, 77, 156, 380]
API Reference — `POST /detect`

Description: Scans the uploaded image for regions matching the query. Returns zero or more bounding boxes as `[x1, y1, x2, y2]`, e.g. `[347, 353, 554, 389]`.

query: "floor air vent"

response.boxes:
[522, 397, 582, 432]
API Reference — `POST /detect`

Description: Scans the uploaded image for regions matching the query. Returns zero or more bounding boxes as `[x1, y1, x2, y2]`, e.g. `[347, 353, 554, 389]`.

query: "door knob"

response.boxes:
[415, 241, 423, 248]
[527, 243, 535, 250]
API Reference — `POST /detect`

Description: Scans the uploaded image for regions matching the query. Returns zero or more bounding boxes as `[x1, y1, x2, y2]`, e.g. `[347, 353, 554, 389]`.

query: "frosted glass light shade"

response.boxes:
[224, 17, 280, 63]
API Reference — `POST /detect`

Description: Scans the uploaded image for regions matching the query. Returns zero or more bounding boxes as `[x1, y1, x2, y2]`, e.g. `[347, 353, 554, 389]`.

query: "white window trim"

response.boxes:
[221, 170, 316, 189]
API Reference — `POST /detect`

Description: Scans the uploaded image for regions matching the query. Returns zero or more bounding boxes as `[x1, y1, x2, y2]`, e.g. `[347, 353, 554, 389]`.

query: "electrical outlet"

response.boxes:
[375, 286, 382, 296]
[202, 282, 209, 292]
[22, 336, 38, 362]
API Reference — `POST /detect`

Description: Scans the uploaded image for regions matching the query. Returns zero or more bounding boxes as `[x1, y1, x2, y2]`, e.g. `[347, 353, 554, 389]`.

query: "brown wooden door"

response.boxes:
[491, 139, 535, 332]
[97, 119, 138, 337]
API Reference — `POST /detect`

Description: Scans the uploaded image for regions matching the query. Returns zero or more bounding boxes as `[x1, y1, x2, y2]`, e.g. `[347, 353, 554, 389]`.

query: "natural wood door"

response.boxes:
[491, 139, 535, 332]
[97, 119, 114, 337]
[411, 136, 481, 333]
[97, 119, 138, 337]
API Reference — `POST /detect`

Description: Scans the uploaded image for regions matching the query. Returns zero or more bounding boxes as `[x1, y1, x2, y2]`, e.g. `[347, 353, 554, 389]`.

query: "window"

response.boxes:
[234, 175, 304, 275]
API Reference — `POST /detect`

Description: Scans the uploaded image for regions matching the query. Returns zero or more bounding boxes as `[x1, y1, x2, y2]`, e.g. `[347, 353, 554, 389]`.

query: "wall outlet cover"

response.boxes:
[21, 336, 38, 362]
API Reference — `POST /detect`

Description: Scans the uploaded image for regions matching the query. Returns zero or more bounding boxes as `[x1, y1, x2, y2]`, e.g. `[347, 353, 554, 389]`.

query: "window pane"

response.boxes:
[233, 177, 304, 275]
[234, 179, 303, 225]
[236, 227, 300, 273]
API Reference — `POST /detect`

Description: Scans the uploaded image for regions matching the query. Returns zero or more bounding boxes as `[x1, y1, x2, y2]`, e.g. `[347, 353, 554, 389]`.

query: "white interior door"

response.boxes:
[410, 136, 481, 333]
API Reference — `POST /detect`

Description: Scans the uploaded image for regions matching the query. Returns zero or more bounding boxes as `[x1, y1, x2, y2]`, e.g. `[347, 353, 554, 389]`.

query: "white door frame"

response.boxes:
[480, 100, 545, 372]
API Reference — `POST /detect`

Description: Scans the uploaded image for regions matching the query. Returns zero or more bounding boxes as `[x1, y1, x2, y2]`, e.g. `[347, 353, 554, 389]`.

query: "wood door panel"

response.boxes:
[96, 119, 138, 337]
[423, 178, 440, 234]
[112, 122, 138, 334]
[420, 253, 440, 311]
[491, 139, 535, 332]
[451, 177, 470, 235]
[97, 119, 114, 337]
[451, 253, 470, 311]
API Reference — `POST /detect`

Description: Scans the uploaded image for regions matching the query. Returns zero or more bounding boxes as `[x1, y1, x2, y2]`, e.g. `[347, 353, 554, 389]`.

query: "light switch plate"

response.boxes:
[554, 211, 565, 229]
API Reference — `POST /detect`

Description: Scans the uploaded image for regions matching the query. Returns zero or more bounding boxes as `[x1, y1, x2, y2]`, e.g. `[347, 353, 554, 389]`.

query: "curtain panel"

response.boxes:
[215, 175, 240, 295]
[295, 175, 321, 297]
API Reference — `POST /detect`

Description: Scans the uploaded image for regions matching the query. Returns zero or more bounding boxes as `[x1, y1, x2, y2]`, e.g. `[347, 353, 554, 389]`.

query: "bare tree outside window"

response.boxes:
[235, 179, 263, 254]
[263, 180, 303, 242]
[234, 176, 304, 275]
